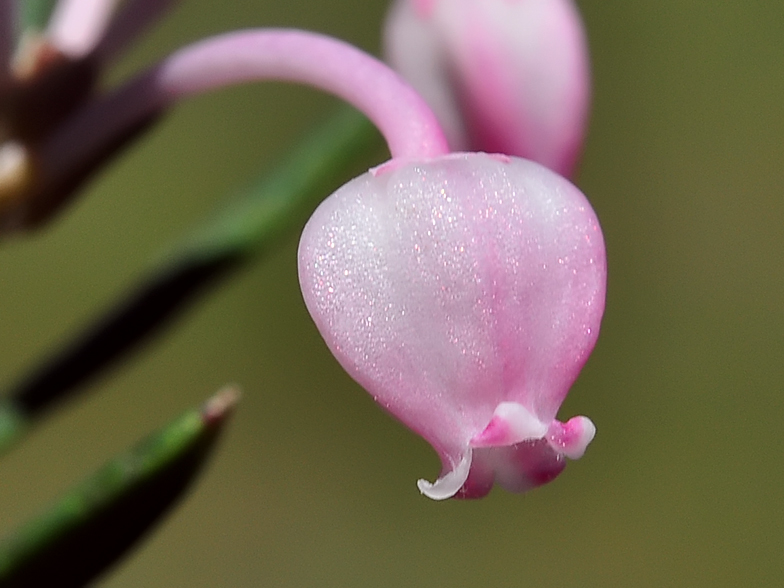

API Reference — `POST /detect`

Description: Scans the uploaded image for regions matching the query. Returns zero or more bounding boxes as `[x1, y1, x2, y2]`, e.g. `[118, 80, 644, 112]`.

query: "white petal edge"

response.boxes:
[417, 451, 472, 500]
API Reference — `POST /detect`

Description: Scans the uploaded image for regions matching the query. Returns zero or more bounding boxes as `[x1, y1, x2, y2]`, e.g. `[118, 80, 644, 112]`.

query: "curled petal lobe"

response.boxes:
[417, 451, 472, 500]
[547, 414, 596, 460]
[298, 153, 605, 499]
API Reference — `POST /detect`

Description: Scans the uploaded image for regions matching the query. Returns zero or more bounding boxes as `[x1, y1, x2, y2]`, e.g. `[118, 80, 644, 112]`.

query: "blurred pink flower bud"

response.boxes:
[299, 152, 605, 499]
[384, 0, 591, 177]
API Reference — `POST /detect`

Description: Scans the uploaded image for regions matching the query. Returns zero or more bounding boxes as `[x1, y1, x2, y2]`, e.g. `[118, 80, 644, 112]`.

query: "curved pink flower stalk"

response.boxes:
[40, 29, 449, 184]
[384, 0, 591, 178]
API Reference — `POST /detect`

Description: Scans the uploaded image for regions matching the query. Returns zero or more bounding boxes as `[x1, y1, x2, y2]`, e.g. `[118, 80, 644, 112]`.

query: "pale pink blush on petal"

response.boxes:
[411, 0, 438, 18]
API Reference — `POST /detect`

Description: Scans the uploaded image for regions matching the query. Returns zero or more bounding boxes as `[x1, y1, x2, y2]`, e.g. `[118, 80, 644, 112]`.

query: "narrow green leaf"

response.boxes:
[0, 387, 239, 588]
[2, 107, 380, 431]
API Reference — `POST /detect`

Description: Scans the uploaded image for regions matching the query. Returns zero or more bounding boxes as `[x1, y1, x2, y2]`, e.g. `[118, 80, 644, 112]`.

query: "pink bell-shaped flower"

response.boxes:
[299, 152, 605, 499]
[384, 0, 591, 178]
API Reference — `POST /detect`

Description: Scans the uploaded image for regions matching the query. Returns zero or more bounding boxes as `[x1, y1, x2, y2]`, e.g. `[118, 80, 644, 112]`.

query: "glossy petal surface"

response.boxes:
[298, 153, 605, 498]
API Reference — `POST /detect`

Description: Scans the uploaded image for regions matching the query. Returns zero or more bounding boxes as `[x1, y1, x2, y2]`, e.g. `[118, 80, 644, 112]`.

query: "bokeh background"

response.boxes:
[1, 0, 783, 586]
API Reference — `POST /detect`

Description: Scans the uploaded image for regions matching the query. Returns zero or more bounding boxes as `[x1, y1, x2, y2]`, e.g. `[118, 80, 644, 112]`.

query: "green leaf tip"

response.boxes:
[0, 386, 240, 588]
[201, 385, 241, 426]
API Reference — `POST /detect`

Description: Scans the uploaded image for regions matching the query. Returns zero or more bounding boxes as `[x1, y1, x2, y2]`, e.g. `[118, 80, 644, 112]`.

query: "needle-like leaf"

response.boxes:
[0, 386, 238, 588]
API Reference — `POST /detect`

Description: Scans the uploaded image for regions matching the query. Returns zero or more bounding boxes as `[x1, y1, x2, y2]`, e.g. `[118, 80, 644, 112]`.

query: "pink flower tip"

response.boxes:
[384, 0, 591, 178]
[298, 152, 605, 500]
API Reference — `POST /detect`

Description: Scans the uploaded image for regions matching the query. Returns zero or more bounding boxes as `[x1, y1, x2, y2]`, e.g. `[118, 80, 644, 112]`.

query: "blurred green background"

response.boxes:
[2, 0, 783, 585]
